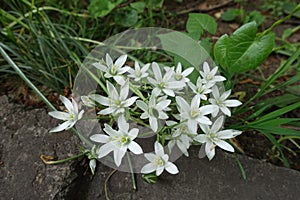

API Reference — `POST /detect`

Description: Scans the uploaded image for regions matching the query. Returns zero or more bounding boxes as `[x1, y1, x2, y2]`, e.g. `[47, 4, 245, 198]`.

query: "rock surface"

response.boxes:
[1, 95, 300, 200]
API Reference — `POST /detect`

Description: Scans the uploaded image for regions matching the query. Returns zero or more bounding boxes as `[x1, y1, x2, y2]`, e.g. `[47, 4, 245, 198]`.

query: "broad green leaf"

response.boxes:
[214, 22, 275, 75]
[243, 11, 265, 26]
[130, 2, 146, 13]
[221, 9, 241, 22]
[186, 13, 217, 40]
[157, 31, 210, 83]
[88, 0, 123, 17]
[114, 8, 138, 27]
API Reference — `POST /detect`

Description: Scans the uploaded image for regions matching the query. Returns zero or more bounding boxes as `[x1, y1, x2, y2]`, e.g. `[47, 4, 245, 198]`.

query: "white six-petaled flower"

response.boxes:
[165, 62, 194, 84]
[90, 115, 143, 167]
[136, 94, 171, 132]
[93, 54, 130, 85]
[166, 121, 195, 157]
[194, 116, 242, 160]
[93, 80, 138, 116]
[200, 62, 226, 88]
[176, 95, 217, 133]
[141, 141, 179, 176]
[209, 86, 242, 117]
[48, 95, 84, 132]
[148, 62, 184, 97]
[127, 61, 150, 82]
[188, 77, 212, 100]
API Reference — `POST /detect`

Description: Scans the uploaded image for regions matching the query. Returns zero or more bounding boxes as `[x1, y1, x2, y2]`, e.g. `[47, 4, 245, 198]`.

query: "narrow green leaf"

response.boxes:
[251, 102, 300, 124]
[260, 131, 290, 167]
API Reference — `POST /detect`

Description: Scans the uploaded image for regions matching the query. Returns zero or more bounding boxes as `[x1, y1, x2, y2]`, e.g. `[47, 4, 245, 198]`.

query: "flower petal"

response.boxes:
[165, 162, 179, 174]
[48, 111, 70, 120]
[90, 134, 109, 143]
[205, 142, 215, 160]
[60, 95, 74, 113]
[91, 94, 110, 106]
[114, 146, 127, 167]
[128, 128, 138, 139]
[215, 140, 234, 152]
[211, 116, 224, 132]
[182, 67, 194, 77]
[224, 100, 242, 107]
[98, 107, 115, 115]
[115, 55, 127, 67]
[49, 120, 72, 132]
[220, 106, 231, 116]
[120, 80, 129, 100]
[98, 143, 115, 158]
[154, 141, 164, 157]
[194, 134, 207, 143]
[128, 141, 143, 154]
[144, 153, 157, 162]
[123, 96, 139, 107]
[106, 54, 113, 67]
[152, 62, 162, 81]
[141, 163, 156, 174]
[136, 100, 148, 111]
[149, 116, 158, 132]
[176, 96, 190, 113]
[156, 166, 164, 176]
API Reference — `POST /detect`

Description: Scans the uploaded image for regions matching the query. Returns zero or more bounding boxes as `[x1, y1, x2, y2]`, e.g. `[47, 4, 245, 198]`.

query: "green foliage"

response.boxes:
[186, 13, 217, 40]
[221, 9, 241, 22]
[221, 9, 265, 26]
[142, 173, 158, 184]
[88, 0, 124, 17]
[214, 22, 275, 77]
[114, 8, 138, 27]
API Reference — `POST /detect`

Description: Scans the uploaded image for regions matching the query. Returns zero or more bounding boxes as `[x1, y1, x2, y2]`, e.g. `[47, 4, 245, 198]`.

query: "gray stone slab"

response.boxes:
[0, 95, 82, 200]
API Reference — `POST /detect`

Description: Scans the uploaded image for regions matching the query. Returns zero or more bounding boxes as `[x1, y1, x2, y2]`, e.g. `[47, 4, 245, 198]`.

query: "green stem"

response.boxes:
[127, 152, 137, 190]
[260, 4, 300, 37]
[41, 152, 88, 164]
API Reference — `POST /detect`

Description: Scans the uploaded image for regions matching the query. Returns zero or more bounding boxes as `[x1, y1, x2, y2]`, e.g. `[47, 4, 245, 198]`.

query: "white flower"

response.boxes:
[166, 62, 194, 83]
[93, 80, 138, 116]
[93, 54, 130, 85]
[200, 62, 226, 88]
[147, 62, 184, 97]
[136, 94, 171, 132]
[90, 115, 143, 167]
[194, 116, 242, 160]
[166, 121, 195, 157]
[48, 95, 84, 132]
[127, 61, 150, 82]
[176, 95, 217, 133]
[188, 77, 212, 100]
[209, 86, 242, 117]
[141, 141, 179, 176]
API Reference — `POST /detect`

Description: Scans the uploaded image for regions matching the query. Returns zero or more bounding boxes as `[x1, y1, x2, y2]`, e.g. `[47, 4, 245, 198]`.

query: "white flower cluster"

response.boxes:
[48, 53, 242, 176]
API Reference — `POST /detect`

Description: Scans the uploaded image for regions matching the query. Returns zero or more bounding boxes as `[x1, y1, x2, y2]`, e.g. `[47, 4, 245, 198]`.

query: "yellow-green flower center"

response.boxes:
[121, 136, 131, 144]
[175, 73, 182, 81]
[110, 64, 118, 75]
[155, 158, 164, 166]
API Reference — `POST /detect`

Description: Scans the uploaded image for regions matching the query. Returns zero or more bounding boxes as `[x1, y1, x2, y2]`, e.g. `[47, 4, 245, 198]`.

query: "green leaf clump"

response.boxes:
[214, 21, 275, 76]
